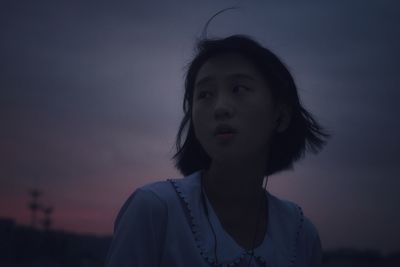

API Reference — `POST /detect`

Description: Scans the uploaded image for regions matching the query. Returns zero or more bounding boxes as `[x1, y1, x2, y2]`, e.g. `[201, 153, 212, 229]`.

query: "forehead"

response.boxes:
[195, 53, 264, 85]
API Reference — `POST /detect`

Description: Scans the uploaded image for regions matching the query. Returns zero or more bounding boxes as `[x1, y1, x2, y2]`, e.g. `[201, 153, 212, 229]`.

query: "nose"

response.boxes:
[214, 94, 234, 120]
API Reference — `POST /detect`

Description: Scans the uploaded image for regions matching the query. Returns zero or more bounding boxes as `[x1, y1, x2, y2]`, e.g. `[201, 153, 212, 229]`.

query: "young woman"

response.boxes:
[106, 35, 329, 267]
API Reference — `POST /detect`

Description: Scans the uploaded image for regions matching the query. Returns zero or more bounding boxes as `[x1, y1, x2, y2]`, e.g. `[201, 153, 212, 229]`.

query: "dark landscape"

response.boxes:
[1, 217, 399, 267]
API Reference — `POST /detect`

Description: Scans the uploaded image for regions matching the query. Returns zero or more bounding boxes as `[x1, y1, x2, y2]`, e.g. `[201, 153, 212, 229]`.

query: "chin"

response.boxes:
[209, 153, 247, 165]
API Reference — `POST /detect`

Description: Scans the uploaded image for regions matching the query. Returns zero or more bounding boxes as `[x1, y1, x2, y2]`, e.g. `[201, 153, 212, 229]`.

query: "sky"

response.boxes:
[1, 0, 399, 254]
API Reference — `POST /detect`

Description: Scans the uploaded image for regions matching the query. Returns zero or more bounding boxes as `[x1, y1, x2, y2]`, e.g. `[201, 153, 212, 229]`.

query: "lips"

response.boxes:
[213, 124, 237, 136]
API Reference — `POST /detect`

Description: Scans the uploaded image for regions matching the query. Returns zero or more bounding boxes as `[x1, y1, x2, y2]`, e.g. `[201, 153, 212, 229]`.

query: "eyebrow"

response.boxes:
[195, 73, 256, 88]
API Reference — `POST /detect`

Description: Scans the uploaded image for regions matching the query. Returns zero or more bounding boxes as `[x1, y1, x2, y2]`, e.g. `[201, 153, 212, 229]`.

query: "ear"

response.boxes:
[275, 104, 292, 133]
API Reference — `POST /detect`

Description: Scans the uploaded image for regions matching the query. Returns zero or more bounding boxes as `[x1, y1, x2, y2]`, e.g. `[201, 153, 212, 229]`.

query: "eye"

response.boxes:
[232, 85, 251, 94]
[197, 91, 213, 99]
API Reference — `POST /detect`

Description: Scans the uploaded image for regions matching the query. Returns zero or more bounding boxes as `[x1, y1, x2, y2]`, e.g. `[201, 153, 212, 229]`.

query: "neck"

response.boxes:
[201, 157, 267, 208]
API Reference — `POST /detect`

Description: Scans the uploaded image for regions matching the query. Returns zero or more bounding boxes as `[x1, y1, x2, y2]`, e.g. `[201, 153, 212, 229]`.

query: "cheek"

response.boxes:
[192, 102, 212, 123]
[243, 107, 276, 139]
[192, 109, 208, 139]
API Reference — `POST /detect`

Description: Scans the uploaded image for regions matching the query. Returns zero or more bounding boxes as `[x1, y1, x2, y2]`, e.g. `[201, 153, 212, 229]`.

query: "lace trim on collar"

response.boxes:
[168, 171, 304, 267]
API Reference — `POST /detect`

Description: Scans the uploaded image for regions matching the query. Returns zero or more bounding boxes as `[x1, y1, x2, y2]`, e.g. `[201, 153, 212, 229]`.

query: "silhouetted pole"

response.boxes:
[42, 206, 53, 231]
[28, 189, 42, 229]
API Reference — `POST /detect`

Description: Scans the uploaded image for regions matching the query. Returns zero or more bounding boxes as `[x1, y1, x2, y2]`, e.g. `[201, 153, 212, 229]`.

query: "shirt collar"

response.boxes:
[169, 170, 303, 267]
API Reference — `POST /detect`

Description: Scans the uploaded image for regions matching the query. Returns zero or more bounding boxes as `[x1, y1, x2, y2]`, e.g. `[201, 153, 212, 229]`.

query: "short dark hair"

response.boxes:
[172, 35, 330, 176]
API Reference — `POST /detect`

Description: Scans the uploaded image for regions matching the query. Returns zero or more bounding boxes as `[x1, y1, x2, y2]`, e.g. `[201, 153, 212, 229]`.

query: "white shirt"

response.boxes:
[106, 170, 322, 267]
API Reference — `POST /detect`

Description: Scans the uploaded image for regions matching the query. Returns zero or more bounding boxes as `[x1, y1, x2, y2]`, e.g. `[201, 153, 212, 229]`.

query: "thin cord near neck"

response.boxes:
[200, 175, 269, 267]
[200, 178, 219, 266]
[246, 175, 269, 266]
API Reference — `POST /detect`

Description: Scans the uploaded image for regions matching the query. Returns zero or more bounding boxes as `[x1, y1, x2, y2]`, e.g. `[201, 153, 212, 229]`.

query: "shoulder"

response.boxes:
[267, 192, 321, 249]
[301, 216, 320, 242]
[269, 192, 319, 236]
[107, 180, 176, 266]
[122, 178, 176, 207]
[140, 179, 176, 199]
[298, 216, 322, 266]
[267, 192, 303, 226]
[118, 172, 199, 213]
[267, 192, 322, 265]
[139, 171, 201, 203]
[113, 180, 173, 231]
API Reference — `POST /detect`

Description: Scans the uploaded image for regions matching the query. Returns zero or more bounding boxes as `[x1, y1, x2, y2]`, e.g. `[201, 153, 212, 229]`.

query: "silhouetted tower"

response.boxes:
[41, 206, 53, 231]
[28, 189, 42, 229]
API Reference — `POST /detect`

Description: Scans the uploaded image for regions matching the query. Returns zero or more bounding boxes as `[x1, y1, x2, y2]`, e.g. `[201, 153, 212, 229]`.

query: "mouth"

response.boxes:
[213, 124, 237, 136]
[214, 131, 236, 143]
[215, 132, 235, 139]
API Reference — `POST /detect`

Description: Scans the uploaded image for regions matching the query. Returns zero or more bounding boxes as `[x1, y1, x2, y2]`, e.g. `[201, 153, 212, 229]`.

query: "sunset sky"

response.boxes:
[1, 0, 399, 254]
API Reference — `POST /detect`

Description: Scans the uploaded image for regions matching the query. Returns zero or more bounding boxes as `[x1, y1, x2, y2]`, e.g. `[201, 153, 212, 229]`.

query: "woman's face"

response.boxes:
[192, 53, 280, 165]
